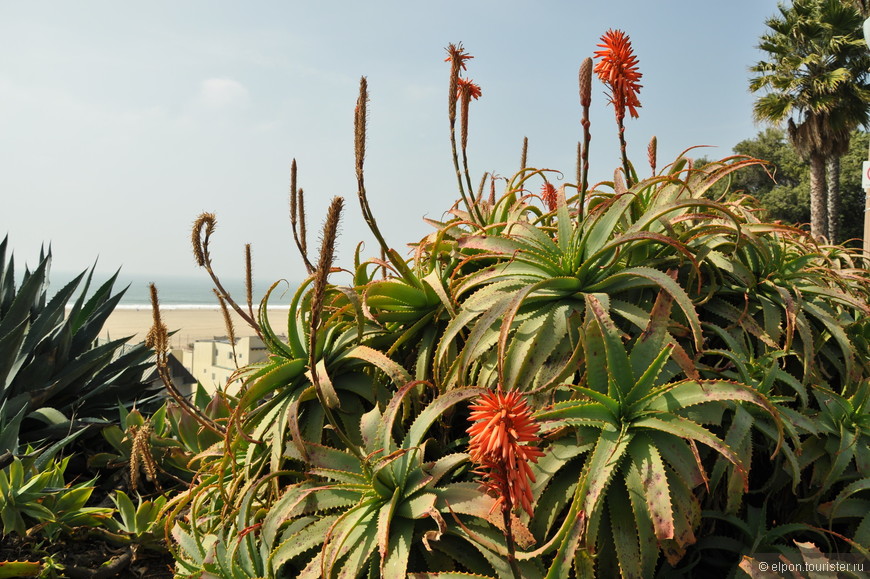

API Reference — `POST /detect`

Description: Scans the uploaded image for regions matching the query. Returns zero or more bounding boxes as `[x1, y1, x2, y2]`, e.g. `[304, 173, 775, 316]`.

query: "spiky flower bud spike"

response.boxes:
[648, 135, 658, 176]
[578, 57, 593, 208]
[354, 77, 392, 260]
[289, 158, 297, 223]
[308, 197, 363, 459]
[147, 283, 223, 436]
[298, 188, 308, 261]
[520, 136, 528, 171]
[289, 159, 314, 273]
[579, 57, 592, 108]
[191, 212, 263, 338]
[191, 212, 216, 268]
[244, 243, 254, 319]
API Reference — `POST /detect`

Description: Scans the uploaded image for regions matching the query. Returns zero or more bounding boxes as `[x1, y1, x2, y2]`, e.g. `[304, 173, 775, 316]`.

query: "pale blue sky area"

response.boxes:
[2, 1, 780, 287]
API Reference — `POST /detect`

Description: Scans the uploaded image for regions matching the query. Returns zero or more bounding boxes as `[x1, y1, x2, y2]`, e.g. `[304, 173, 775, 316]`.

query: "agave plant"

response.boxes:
[0, 237, 159, 447]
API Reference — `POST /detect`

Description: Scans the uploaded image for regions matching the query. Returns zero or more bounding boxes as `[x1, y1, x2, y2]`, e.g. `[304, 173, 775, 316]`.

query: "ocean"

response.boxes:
[49, 271, 299, 309]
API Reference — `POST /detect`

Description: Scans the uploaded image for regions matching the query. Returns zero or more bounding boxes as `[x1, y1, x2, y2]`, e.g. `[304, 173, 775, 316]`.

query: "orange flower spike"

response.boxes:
[444, 42, 474, 71]
[593, 29, 642, 120]
[456, 78, 483, 102]
[466, 389, 545, 516]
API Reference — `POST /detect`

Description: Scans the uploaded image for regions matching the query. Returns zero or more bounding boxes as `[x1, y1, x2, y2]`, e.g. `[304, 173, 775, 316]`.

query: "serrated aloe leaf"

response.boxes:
[629, 288, 673, 379]
[286, 442, 362, 474]
[0, 319, 28, 394]
[581, 191, 634, 259]
[457, 293, 513, 377]
[306, 359, 340, 409]
[376, 487, 401, 576]
[530, 463, 580, 541]
[359, 404, 382, 455]
[820, 425, 857, 496]
[647, 430, 705, 489]
[409, 567, 496, 578]
[395, 491, 436, 520]
[827, 477, 870, 521]
[534, 398, 615, 430]
[803, 301, 859, 383]
[644, 380, 780, 429]
[366, 280, 430, 309]
[627, 435, 674, 540]
[503, 301, 570, 392]
[710, 405, 753, 506]
[594, 266, 703, 351]
[324, 503, 378, 577]
[435, 483, 498, 519]
[0, 560, 42, 577]
[238, 358, 306, 410]
[422, 269, 455, 317]
[402, 387, 486, 451]
[626, 344, 673, 407]
[269, 516, 337, 574]
[436, 282, 515, 364]
[381, 516, 414, 578]
[427, 453, 468, 487]
[633, 414, 746, 490]
[378, 380, 418, 453]
[113, 490, 137, 530]
[607, 478, 644, 579]
[347, 345, 412, 387]
[257, 280, 299, 359]
[309, 468, 367, 485]
[584, 312, 608, 395]
[580, 426, 633, 530]
[623, 455, 659, 577]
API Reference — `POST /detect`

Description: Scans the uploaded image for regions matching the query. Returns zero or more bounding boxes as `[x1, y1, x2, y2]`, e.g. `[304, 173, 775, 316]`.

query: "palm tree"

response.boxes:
[750, 0, 870, 242]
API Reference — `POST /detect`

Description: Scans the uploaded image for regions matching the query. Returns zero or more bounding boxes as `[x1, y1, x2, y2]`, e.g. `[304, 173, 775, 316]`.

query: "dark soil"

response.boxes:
[0, 534, 174, 578]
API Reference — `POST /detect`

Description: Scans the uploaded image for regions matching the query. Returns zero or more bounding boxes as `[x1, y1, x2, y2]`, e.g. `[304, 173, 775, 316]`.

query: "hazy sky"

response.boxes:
[2, 1, 780, 286]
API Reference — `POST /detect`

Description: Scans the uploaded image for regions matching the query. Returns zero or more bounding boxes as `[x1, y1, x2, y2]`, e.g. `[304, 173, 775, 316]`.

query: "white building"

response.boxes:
[184, 335, 270, 393]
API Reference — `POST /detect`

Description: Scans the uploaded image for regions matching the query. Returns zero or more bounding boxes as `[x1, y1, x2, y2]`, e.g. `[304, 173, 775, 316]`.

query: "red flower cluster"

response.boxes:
[467, 390, 544, 515]
[593, 29, 642, 120]
[444, 42, 474, 71]
[456, 77, 482, 102]
[540, 182, 558, 212]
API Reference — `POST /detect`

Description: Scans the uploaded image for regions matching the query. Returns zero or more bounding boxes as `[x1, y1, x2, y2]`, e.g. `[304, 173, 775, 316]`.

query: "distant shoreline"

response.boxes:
[66, 304, 292, 311]
[93, 306, 290, 348]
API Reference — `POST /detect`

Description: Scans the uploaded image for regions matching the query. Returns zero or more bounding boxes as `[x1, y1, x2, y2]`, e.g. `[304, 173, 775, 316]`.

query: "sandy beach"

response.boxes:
[98, 307, 290, 349]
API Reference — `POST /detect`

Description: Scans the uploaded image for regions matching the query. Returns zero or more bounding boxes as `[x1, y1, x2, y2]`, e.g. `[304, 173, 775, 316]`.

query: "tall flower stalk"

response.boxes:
[578, 56, 593, 217]
[467, 389, 545, 578]
[445, 43, 484, 223]
[594, 29, 642, 185]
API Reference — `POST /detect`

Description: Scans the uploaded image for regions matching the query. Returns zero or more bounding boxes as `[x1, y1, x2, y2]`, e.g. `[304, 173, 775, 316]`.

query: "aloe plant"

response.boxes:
[530, 293, 783, 577]
[157, 32, 870, 579]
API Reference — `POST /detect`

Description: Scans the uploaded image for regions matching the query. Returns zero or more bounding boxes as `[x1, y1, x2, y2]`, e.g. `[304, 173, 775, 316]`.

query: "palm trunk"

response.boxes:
[826, 155, 841, 244]
[810, 153, 829, 240]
